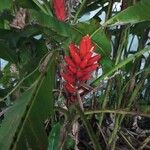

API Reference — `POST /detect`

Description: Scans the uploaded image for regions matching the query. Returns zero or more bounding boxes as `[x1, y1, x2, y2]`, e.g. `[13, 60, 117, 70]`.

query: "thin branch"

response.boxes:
[140, 136, 150, 149]
[84, 109, 150, 118]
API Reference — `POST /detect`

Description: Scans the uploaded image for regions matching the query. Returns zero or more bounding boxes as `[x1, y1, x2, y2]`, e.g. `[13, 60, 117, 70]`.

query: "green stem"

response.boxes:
[108, 75, 147, 148]
[73, 0, 87, 24]
[115, 26, 130, 65]
[108, 115, 121, 147]
[105, 0, 113, 21]
[91, 46, 150, 86]
[99, 82, 112, 125]
[119, 131, 136, 150]
[76, 105, 102, 150]
[128, 35, 135, 52]
[84, 109, 150, 118]
[140, 136, 150, 149]
[54, 107, 69, 121]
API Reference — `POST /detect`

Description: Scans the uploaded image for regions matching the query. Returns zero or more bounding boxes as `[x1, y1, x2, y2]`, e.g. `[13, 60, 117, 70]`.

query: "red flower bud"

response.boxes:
[88, 55, 101, 66]
[84, 51, 93, 60]
[64, 56, 76, 68]
[76, 70, 84, 78]
[83, 64, 99, 73]
[79, 35, 92, 57]
[80, 59, 88, 69]
[61, 73, 75, 84]
[64, 83, 76, 93]
[53, 0, 67, 21]
[69, 43, 81, 65]
[68, 66, 77, 74]
[80, 52, 93, 69]
[79, 74, 91, 81]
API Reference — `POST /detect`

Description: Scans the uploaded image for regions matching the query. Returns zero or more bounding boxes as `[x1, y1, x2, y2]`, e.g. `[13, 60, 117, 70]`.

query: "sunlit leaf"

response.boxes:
[105, 0, 150, 26]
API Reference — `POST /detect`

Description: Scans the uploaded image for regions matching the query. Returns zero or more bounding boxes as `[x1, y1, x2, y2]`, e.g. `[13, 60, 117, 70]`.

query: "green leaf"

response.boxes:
[0, 41, 16, 62]
[0, 20, 4, 28]
[28, 9, 72, 38]
[14, 52, 57, 150]
[0, 0, 12, 11]
[92, 46, 150, 86]
[0, 87, 35, 150]
[15, 0, 40, 10]
[0, 52, 58, 150]
[47, 123, 61, 150]
[64, 135, 75, 149]
[139, 105, 150, 114]
[0, 26, 41, 49]
[105, 0, 150, 26]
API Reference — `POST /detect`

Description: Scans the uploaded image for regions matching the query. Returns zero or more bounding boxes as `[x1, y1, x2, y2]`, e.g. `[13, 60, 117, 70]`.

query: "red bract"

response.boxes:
[53, 0, 67, 21]
[61, 35, 101, 103]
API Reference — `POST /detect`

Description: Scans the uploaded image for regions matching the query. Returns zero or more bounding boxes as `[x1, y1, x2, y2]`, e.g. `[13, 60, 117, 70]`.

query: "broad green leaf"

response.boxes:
[105, 0, 150, 26]
[0, 0, 12, 11]
[47, 123, 61, 150]
[14, 52, 57, 150]
[28, 9, 72, 38]
[0, 52, 58, 150]
[0, 87, 35, 150]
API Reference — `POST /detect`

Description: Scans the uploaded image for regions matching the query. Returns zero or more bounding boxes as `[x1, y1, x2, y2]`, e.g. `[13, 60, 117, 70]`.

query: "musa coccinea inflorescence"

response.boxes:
[61, 35, 101, 104]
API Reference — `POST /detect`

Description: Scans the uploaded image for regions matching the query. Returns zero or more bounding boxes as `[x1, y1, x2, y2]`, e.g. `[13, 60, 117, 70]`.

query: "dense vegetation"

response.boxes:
[0, 0, 150, 149]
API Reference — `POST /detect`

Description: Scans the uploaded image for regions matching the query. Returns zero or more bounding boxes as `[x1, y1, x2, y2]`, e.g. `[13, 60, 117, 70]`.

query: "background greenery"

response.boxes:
[0, 0, 149, 149]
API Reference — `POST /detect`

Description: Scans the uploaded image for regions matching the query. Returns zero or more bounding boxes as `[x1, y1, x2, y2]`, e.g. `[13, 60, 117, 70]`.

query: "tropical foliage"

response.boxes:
[0, 0, 150, 149]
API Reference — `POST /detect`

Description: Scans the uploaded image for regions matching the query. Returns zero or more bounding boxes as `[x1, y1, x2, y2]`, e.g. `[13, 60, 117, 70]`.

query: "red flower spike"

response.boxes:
[83, 64, 99, 73]
[69, 43, 81, 65]
[64, 56, 76, 68]
[64, 83, 76, 94]
[61, 73, 75, 84]
[53, 0, 67, 21]
[64, 66, 73, 75]
[84, 51, 93, 60]
[68, 66, 77, 74]
[61, 35, 101, 104]
[80, 59, 88, 69]
[76, 70, 84, 78]
[80, 52, 93, 69]
[79, 74, 91, 81]
[79, 35, 92, 57]
[88, 55, 101, 66]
